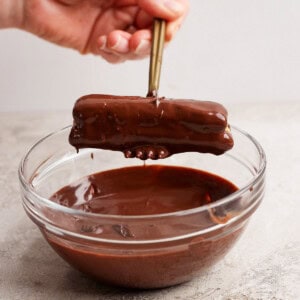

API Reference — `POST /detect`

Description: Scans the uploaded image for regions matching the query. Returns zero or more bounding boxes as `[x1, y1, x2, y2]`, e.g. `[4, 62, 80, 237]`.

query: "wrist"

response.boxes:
[0, 0, 23, 29]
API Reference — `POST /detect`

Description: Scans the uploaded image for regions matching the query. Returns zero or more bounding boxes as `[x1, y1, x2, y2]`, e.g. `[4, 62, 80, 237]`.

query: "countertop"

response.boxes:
[0, 102, 300, 300]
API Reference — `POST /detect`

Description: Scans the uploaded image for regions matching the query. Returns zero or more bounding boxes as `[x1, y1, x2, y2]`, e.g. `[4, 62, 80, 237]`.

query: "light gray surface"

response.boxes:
[0, 103, 300, 300]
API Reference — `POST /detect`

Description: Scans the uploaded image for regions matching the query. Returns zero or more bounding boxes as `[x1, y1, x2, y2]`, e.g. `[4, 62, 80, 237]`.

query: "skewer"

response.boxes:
[147, 19, 166, 98]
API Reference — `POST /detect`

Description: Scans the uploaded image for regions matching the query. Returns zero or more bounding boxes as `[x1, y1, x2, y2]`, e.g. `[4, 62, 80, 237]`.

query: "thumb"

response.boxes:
[138, 0, 189, 21]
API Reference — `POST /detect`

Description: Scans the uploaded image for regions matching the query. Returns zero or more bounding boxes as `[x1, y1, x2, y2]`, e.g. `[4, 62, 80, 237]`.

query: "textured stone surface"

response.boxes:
[0, 103, 300, 300]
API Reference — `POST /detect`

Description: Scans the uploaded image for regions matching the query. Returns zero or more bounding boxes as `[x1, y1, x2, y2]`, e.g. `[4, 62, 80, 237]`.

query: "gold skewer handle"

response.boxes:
[147, 19, 166, 97]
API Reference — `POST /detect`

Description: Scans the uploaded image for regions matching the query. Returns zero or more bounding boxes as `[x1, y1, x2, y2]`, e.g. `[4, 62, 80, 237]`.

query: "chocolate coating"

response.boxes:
[69, 94, 234, 159]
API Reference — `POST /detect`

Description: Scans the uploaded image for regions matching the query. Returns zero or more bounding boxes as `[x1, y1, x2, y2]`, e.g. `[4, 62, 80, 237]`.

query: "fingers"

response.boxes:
[136, 0, 189, 44]
[96, 0, 189, 63]
[100, 52, 126, 64]
[138, 0, 189, 21]
[57, 0, 82, 5]
[100, 30, 131, 53]
[97, 29, 152, 63]
[129, 30, 151, 55]
[135, 10, 153, 29]
[97, 30, 130, 63]
[165, 15, 185, 41]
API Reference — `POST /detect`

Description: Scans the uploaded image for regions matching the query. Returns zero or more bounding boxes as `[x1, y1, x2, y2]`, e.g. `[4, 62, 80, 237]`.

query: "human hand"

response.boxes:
[2, 0, 189, 63]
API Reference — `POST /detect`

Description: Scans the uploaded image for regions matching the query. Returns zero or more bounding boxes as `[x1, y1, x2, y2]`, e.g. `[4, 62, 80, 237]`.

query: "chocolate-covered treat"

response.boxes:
[69, 94, 233, 159]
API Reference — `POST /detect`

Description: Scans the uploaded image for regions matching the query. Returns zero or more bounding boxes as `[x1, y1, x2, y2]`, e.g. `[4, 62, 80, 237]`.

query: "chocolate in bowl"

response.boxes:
[19, 126, 266, 289]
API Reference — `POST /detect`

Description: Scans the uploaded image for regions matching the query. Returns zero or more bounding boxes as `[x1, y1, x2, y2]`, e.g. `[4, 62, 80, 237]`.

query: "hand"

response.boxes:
[12, 0, 189, 63]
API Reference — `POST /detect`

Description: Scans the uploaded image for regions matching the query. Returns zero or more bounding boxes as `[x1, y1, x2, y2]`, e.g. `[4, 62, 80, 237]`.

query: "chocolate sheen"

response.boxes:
[47, 165, 240, 288]
[69, 94, 234, 159]
[51, 165, 238, 216]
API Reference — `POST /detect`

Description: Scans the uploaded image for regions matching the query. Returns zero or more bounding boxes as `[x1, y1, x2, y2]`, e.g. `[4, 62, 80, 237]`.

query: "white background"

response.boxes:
[0, 0, 299, 111]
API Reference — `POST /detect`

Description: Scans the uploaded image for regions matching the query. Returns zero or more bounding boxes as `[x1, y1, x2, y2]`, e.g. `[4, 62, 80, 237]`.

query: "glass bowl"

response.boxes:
[19, 126, 266, 289]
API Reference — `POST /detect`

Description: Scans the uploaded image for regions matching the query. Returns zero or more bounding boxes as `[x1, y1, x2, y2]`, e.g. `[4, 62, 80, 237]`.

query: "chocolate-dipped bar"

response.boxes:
[69, 94, 234, 159]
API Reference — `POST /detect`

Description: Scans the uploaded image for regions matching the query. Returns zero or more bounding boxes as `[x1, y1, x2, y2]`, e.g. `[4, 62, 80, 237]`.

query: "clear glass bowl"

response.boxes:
[19, 126, 266, 289]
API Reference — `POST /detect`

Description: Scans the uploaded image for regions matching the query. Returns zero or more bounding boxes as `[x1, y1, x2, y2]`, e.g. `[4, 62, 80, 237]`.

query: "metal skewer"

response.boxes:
[147, 18, 166, 98]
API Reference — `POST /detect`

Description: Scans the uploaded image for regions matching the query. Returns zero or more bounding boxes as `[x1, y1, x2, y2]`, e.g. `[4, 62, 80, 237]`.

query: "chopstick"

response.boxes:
[147, 18, 166, 98]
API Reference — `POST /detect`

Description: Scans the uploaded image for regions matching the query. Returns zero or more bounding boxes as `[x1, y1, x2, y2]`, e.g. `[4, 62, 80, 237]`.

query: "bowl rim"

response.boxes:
[19, 125, 266, 220]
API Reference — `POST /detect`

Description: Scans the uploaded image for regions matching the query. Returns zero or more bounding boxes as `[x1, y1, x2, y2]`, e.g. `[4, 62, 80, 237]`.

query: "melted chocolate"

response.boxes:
[69, 95, 234, 159]
[51, 165, 237, 215]
[46, 165, 241, 288]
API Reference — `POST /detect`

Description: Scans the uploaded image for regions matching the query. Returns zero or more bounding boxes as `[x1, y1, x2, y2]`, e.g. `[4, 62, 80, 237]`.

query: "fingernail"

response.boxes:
[111, 35, 129, 53]
[135, 39, 151, 55]
[98, 36, 107, 50]
[163, 0, 183, 14]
